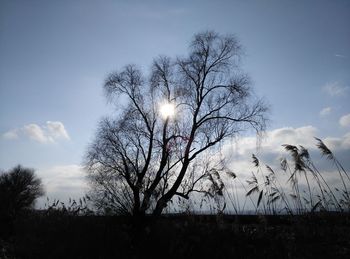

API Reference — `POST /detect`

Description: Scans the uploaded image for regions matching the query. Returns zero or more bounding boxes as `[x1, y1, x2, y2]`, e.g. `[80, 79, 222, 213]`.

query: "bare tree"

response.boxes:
[85, 31, 268, 216]
[0, 165, 44, 218]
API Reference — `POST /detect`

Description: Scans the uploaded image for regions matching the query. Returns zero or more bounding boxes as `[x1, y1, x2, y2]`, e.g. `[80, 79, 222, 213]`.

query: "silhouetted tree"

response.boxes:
[0, 165, 44, 218]
[85, 31, 268, 216]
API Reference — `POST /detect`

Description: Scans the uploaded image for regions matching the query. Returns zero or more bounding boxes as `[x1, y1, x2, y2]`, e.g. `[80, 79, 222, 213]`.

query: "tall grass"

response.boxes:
[238, 138, 350, 214]
[35, 138, 349, 216]
[43, 196, 93, 216]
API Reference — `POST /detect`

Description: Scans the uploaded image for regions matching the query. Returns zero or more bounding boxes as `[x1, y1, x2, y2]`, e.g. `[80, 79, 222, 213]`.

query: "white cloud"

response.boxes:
[227, 126, 350, 162]
[2, 129, 19, 140]
[36, 164, 88, 208]
[319, 107, 332, 117]
[323, 81, 349, 97]
[2, 121, 70, 143]
[222, 126, 350, 183]
[323, 132, 350, 150]
[46, 121, 70, 140]
[339, 113, 350, 128]
[268, 126, 318, 148]
[23, 124, 50, 143]
[227, 125, 319, 157]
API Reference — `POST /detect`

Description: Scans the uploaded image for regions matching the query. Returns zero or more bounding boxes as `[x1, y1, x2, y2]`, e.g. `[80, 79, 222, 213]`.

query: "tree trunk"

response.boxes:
[152, 160, 191, 215]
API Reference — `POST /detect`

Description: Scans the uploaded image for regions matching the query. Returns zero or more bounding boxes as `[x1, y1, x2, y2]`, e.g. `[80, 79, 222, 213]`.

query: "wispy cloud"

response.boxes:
[339, 113, 350, 128]
[319, 107, 332, 117]
[2, 121, 70, 143]
[323, 81, 349, 97]
[335, 54, 347, 58]
[2, 129, 19, 140]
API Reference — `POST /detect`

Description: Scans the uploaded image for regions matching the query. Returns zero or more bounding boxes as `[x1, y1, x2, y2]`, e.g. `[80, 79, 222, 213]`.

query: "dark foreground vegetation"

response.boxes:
[1, 139, 349, 258]
[1, 212, 350, 259]
[1, 138, 349, 258]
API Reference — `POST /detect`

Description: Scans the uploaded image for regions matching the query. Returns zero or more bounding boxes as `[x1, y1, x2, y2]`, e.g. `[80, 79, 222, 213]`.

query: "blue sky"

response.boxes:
[0, 0, 349, 205]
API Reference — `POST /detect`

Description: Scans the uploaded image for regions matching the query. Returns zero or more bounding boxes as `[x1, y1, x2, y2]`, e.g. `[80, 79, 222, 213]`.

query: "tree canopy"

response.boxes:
[0, 165, 44, 218]
[85, 31, 268, 216]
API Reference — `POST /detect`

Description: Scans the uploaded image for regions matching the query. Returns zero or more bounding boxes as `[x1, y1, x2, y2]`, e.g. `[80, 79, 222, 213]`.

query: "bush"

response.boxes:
[0, 165, 44, 218]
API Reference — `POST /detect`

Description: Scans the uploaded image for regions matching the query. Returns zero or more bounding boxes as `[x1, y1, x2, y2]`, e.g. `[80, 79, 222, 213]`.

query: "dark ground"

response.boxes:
[1, 212, 350, 258]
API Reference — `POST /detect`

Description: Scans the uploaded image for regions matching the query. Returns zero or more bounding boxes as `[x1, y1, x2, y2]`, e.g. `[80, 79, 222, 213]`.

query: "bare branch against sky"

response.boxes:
[0, 0, 349, 207]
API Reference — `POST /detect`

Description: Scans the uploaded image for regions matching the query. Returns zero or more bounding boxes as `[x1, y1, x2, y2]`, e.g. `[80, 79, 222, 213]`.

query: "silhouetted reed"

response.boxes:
[242, 138, 349, 214]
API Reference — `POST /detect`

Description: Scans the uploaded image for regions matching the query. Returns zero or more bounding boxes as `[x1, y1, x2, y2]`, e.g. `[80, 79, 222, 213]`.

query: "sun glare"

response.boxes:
[160, 103, 175, 119]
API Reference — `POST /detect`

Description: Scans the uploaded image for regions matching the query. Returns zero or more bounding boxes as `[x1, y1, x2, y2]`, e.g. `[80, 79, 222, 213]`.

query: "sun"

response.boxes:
[160, 103, 175, 119]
